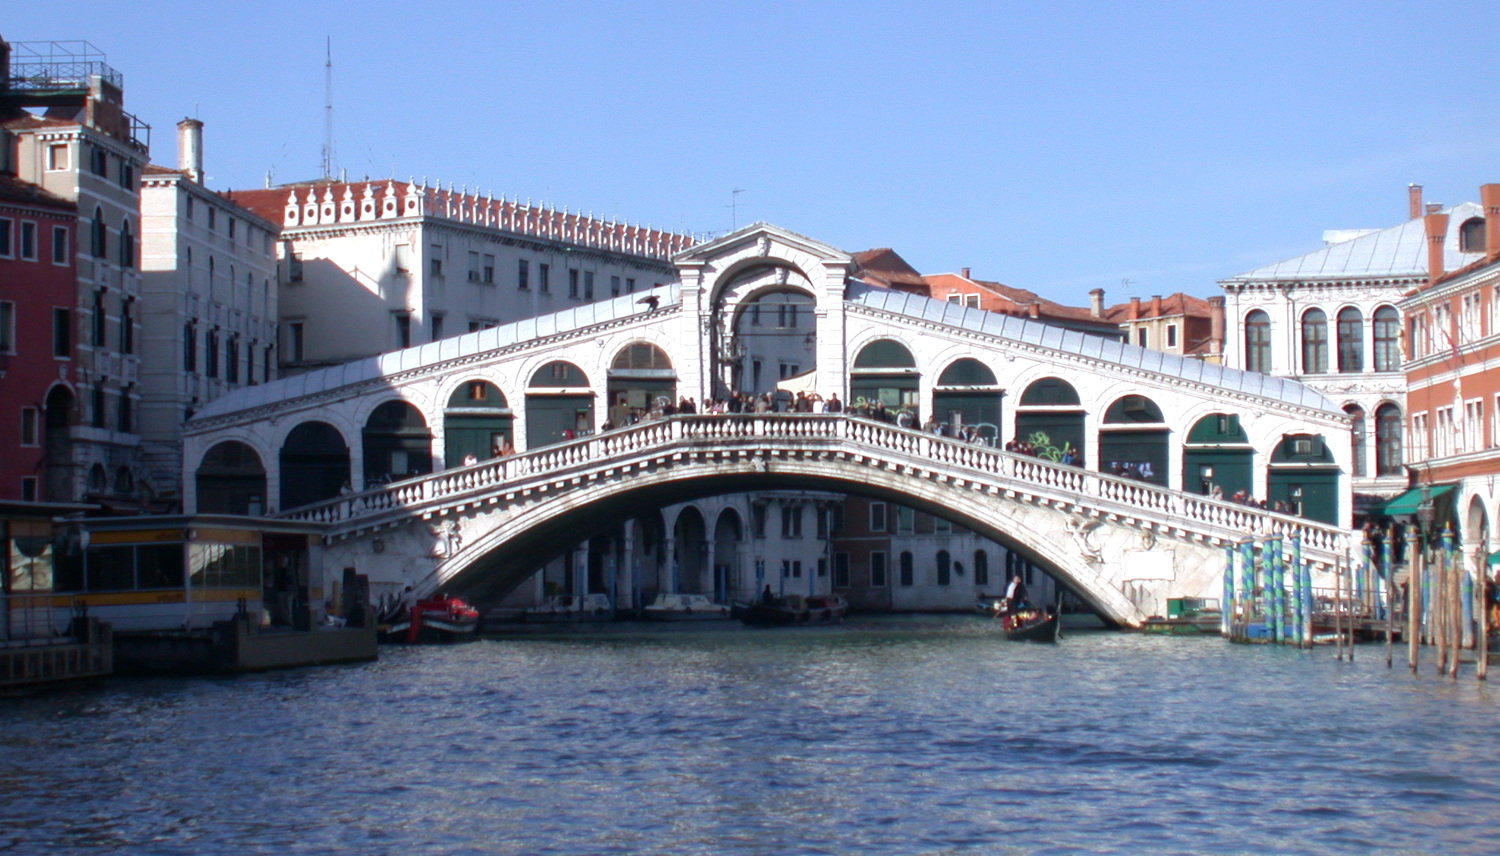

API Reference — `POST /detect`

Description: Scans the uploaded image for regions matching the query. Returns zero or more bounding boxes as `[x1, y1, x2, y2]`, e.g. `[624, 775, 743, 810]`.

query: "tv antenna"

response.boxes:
[728, 188, 746, 230]
[320, 36, 338, 181]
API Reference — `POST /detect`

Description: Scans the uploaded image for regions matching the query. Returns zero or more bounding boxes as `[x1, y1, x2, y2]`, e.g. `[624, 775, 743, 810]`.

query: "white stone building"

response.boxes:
[136, 119, 280, 505]
[222, 181, 698, 372]
[1219, 186, 1486, 513]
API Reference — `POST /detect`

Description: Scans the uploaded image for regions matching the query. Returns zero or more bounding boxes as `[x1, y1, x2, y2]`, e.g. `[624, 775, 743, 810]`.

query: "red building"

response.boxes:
[0, 173, 77, 501]
[1399, 184, 1500, 557]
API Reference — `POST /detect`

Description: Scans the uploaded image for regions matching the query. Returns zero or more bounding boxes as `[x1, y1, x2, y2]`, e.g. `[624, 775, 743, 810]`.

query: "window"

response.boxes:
[226, 217, 235, 240]
[780, 505, 802, 538]
[937, 551, 951, 586]
[1135, 327, 1148, 347]
[1460, 217, 1486, 253]
[91, 383, 106, 428]
[186, 197, 194, 220]
[518, 259, 530, 290]
[119, 298, 133, 354]
[20, 477, 36, 502]
[20, 407, 38, 445]
[869, 501, 886, 531]
[1465, 399, 1484, 453]
[395, 313, 411, 349]
[0, 218, 10, 256]
[539, 263, 550, 293]
[1301, 308, 1328, 374]
[833, 553, 850, 588]
[1409, 412, 1429, 462]
[1336, 307, 1364, 372]
[1347, 405, 1367, 477]
[1373, 306, 1400, 371]
[47, 144, 68, 170]
[1245, 309, 1271, 373]
[1166, 324, 1178, 348]
[118, 160, 133, 190]
[431, 315, 444, 340]
[19, 221, 37, 260]
[482, 254, 494, 284]
[584, 271, 594, 300]
[430, 245, 443, 277]
[626, 278, 636, 293]
[90, 145, 107, 177]
[468, 251, 480, 282]
[1434, 406, 1454, 458]
[1461, 292, 1483, 342]
[0, 300, 12, 353]
[288, 253, 304, 283]
[183, 322, 197, 372]
[778, 304, 798, 329]
[870, 551, 887, 587]
[611, 275, 621, 297]
[207, 208, 216, 231]
[896, 506, 915, 534]
[226, 335, 239, 383]
[899, 551, 914, 586]
[92, 291, 106, 347]
[205, 328, 219, 378]
[52, 226, 68, 264]
[569, 268, 580, 299]
[117, 385, 132, 433]
[90, 209, 107, 259]
[974, 550, 989, 586]
[53, 308, 71, 358]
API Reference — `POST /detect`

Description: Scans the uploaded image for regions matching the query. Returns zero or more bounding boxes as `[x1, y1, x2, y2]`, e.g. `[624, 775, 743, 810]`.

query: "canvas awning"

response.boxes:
[1374, 484, 1455, 516]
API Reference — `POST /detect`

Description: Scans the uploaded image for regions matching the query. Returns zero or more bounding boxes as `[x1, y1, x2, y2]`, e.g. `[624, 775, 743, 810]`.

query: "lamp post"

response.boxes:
[1410, 485, 1434, 672]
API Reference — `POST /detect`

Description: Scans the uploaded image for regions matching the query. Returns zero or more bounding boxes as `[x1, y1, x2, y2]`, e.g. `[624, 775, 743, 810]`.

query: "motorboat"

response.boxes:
[804, 594, 848, 623]
[642, 593, 730, 620]
[524, 593, 614, 623]
[736, 593, 846, 627]
[382, 593, 480, 643]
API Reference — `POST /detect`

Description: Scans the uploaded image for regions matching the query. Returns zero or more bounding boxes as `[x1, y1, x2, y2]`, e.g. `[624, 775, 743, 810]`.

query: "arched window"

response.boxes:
[1337, 307, 1364, 372]
[974, 550, 989, 587]
[899, 551, 914, 587]
[936, 550, 951, 586]
[1460, 217, 1486, 253]
[117, 219, 134, 268]
[90, 207, 106, 258]
[1373, 306, 1400, 371]
[1300, 308, 1328, 374]
[1245, 310, 1271, 373]
[1346, 404, 1367, 477]
[1376, 403, 1403, 476]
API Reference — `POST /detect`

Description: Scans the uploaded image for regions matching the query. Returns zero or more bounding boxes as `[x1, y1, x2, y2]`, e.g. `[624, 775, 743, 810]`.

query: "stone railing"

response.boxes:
[275, 414, 1349, 559]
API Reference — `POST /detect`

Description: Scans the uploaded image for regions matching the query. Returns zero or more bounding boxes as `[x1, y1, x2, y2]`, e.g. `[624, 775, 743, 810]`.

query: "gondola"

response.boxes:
[999, 606, 1061, 642]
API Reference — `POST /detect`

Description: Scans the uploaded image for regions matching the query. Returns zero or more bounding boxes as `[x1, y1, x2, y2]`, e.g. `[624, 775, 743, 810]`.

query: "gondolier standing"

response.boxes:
[1005, 572, 1029, 611]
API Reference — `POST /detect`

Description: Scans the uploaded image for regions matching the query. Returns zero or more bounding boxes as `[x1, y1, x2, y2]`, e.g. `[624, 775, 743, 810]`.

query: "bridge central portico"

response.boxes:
[182, 222, 1357, 625]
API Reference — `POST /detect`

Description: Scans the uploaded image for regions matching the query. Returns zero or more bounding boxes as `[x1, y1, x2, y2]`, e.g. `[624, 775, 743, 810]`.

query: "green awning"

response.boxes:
[1376, 484, 1456, 516]
[1488, 549, 1500, 567]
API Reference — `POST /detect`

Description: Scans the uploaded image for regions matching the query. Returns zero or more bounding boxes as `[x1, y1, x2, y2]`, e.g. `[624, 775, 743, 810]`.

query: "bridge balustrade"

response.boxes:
[271, 414, 1346, 558]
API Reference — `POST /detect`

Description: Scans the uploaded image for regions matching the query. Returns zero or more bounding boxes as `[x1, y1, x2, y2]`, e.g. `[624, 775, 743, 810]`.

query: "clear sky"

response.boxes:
[7, 1, 1499, 307]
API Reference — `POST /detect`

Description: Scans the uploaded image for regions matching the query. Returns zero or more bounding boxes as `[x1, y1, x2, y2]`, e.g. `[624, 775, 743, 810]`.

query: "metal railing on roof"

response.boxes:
[6, 41, 123, 92]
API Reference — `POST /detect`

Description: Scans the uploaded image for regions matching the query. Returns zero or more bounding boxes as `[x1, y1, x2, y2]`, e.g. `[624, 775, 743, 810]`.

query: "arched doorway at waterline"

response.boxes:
[362, 400, 433, 485]
[196, 440, 266, 515]
[1182, 413, 1253, 498]
[526, 361, 594, 448]
[731, 290, 817, 397]
[1268, 434, 1340, 524]
[279, 421, 350, 510]
[607, 342, 676, 426]
[43, 385, 76, 502]
[712, 508, 743, 604]
[1014, 377, 1085, 462]
[444, 380, 513, 466]
[672, 506, 708, 594]
[1099, 394, 1168, 486]
[933, 358, 1002, 442]
[851, 338, 920, 421]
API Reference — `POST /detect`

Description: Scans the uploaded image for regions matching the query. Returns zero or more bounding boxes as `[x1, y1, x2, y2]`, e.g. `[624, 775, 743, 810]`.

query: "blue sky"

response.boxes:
[8, 1, 1499, 307]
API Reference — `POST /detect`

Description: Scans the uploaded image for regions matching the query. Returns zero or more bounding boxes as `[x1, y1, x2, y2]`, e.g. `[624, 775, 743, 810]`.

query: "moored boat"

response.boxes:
[642, 593, 730, 621]
[382, 593, 480, 643]
[736, 593, 847, 626]
[524, 593, 614, 623]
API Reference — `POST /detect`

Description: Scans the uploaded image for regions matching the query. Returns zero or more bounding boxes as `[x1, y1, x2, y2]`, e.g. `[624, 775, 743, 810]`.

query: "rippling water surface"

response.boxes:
[5, 617, 1500, 855]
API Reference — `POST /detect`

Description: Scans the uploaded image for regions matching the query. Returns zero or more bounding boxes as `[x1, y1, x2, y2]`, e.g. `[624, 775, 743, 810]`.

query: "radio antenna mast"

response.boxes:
[320, 36, 337, 181]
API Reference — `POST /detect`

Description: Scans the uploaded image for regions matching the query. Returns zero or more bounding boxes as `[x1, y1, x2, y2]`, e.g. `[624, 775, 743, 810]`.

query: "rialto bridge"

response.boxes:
[181, 223, 1357, 625]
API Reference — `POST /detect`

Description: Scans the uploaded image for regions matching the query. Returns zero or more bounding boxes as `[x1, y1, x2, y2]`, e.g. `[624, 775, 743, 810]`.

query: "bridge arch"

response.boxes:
[670, 505, 708, 594]
[442, 380, 514, 466]
[196, 440, 267, 515]
[525, 360, 595, 448]
[362, 400, 434, 485]
[712, 508, 744, 603]
[279, 421, 351, 510]
[932, 357, 1003, 442]
[850, 337, 920, 419]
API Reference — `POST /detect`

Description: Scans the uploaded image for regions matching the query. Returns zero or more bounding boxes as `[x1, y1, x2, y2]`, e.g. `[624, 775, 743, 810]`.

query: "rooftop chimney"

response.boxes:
[1481, 183, 1500, 261]
[1409, 184, 1423, 220]
[176, 118, 204, 183]
[1129, 296, 1141, 320]
[1150, 295, 1163, 317]
[961, 267, 971, 280]
[1425, 208, 1450, 286]
[1208, 296, 1226, 356]
[1089, 288, 1104, 319]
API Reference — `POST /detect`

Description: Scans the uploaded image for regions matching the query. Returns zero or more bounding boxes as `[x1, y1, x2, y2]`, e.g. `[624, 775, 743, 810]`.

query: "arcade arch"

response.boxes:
[362, 401, 433, 485]
[280, 421, 350, 510]
[1268, 434, 1340, 523]
[526, 361, 593, 448]
[196, 440, 266, 515]
[1014, 377, 1085, 462]
[933, 358, 1002, 442]
[444, 381, 512, 466]
[850, 338, 919, 420]
[607, 342, 676, 425]
[1182, 413, 1253, 498]
[1099, 395, 1168, 486]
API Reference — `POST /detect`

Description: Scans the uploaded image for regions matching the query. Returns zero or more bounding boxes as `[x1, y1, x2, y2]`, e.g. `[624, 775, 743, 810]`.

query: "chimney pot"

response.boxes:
[1089, 288, 1104, 319]
[1409, 184, 1423, 220]
[1424, 210, 1451, 285]
[1426, 202, 1443, 215]
[176, 118, 204, 183]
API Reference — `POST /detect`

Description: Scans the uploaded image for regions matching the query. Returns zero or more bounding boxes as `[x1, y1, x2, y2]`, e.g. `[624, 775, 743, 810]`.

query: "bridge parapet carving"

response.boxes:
[277, 414, 1350, 565]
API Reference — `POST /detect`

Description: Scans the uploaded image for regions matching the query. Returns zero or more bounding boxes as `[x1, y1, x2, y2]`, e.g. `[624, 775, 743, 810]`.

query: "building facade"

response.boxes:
[1219, 186, 1486, 514]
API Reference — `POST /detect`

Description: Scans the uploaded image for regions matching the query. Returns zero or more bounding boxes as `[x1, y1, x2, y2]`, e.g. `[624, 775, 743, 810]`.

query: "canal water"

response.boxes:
[4, 616, 1500, 855]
